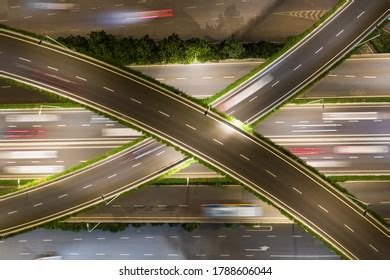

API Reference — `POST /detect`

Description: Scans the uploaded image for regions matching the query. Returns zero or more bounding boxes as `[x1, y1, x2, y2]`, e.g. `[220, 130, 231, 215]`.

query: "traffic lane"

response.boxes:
[0, 140, 186, 233]
[341, 181, 390, 218]
[307, 54, 390, 97]
[0, 146, 118, 178]
[130, 62, 261, 98]
[257, 104, 390, 137]
[269, 143, 390, 175]
[68, 185, 286, 223]
[217, 1, 389, 122]
[1, 34, 388, 258]
[1, 0, 279, 41]
[0, 108, 140, 140]
[0, 224, 338, 260]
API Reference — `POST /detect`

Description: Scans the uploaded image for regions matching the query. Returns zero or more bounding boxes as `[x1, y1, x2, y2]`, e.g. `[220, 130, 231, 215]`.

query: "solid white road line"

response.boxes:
[240, 154, 250, 161]
[369, 243, 379, 253]
[344, 224, 354, 232]
[265, 169, 277, 178]
[185, 123, 197, 131]
[318, 204, 329, 213]
[292, 129, 337, 133]
[158, 111, 170, 117]
[213, 138, 223, 145]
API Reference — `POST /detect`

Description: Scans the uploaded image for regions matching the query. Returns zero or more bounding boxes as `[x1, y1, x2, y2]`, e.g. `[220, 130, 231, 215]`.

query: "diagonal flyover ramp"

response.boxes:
[0, 15, 389, 259]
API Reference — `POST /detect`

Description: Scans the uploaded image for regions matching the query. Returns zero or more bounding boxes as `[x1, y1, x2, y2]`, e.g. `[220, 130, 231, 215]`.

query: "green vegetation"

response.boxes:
[0, 103, 81, 109]
[0, 77, 79, 105]
[329, 175, 390, 182]
[155, 177, 235, 187]
[0, 137, 148, 197]
[370, 27, 390, 53]
[181, 223, 200, 232]
[292, 97, 390, 104]
[58, 32, 282, 65]
[0, 179, 35, 196]
[205, 0, 347, 104]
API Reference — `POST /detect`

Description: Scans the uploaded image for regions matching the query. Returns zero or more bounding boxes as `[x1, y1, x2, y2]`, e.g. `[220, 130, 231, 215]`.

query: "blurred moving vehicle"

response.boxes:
[289, 147, 325, 156]
[333, 145, 388, 154]
[34, 2, 79, 10]
[6, 114, 60, 122]
[202, 203, 263, 217]
[3, 128, 46, 138]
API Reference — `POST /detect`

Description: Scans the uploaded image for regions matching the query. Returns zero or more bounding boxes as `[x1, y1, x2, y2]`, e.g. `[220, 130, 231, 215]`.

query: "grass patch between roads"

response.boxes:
[329, 175, 390, 182]
[291, 97, 390, 104]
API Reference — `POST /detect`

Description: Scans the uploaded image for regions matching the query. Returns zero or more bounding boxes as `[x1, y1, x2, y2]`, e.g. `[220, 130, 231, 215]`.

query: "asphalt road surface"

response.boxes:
[0, 224, 338, 260]
[257, 103, 390, 175]
[130, 62, 261, 98]
[0, 0, 335, 41]
[67, 185, 288, 224]
[215, 1, 390, 123]
[0, 1, 389, 259]
[303, 54, 390, 98]
[0, 108, 138, 177]
[341, 181, 390, 220]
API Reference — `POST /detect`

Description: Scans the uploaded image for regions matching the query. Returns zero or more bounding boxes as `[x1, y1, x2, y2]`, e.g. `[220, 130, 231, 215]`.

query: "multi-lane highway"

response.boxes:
[0, 224, 338, 260]
[67, 184, 288, 224]
[303, 54, 390, 99]
[0, 0, 389, 259]
[257, 103, 390, 175]
[0, 0, 335, 41]
[130, 62, 261, 98]
[214, 0, 390, 123]
[0, 108, 138, 177]
[342, 181, 390, 220]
